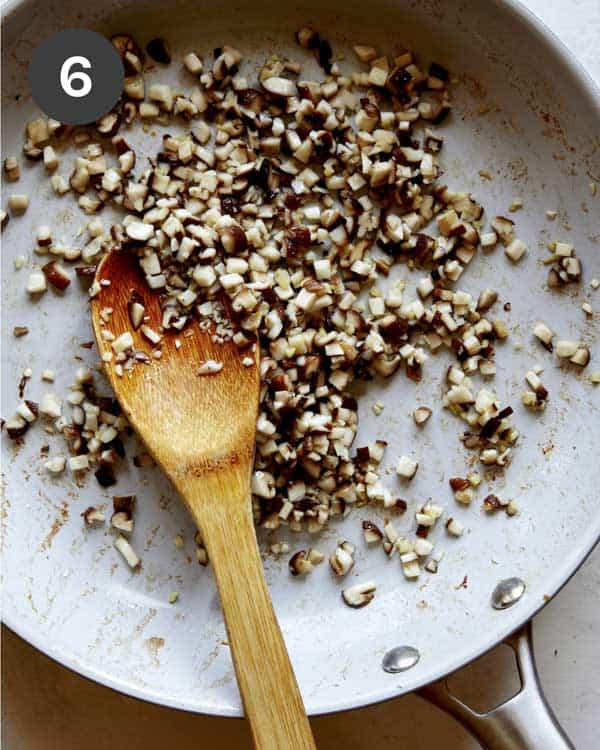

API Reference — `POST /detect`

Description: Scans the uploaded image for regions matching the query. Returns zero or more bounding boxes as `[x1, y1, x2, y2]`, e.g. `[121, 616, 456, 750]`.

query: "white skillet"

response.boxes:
[1, 1, 598, 747]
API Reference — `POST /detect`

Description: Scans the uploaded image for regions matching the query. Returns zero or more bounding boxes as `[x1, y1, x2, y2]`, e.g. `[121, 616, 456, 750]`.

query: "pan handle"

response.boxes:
[417, 622, 574, 750]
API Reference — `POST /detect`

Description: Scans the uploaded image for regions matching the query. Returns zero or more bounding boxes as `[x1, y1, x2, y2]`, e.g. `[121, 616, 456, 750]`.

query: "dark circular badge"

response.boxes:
[28, 28, 124, 125]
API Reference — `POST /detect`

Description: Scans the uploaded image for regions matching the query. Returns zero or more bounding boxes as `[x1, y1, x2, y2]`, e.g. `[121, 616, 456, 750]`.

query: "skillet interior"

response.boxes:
[1, 0, 599, 716]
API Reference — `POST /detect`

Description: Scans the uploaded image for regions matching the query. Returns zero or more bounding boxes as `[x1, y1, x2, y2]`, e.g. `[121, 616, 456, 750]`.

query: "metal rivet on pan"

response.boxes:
[382, 645, 420, 673]
[491, 577, 526, 609]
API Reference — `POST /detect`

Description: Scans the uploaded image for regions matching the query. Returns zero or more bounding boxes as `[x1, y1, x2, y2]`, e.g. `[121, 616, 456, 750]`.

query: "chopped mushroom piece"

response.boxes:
[289, 550, 313, 576]
[505, 238, 527, 263]
[362, 520, 383, 544]
[477, 289, 498, 312]
[522, 370, 548, 410]
[307, 548, 325, 565]
[69, 455, 89, 471]
[445, 518, 464, 537]
[372, 400, 384, 416]
[39, 393, 62, 418]
[26, 272, 47, 295]
[198, 360, 223, 375]
[112, 331, 134, 354]
[42, 261, 71, 290]
[396, 455, 418, 480]
[570, 347, 590, 367]
[114, 535, 141, 569]
[454, 487, 474, 505]
[8, 194, 29, 214]
[555, 340, 578, 358]
[43, 146, 59, 172]
[533, 321, 554, 351]
[140, 325, 161, 345]
[82, 506, 105, 526]
[342, 581, 376, 608]
[329, 540, 355, 576]
[183, 52, 203, 74]
[105, 495, 132, 530]
[468, 471, 482, 487]
[546, 241, 582, 287]
[16, 401, 37, 423]
[45, 455, 66, 473]
[111, 512, 134, 534]
[126, 221, 154, 242]
[413, 406, 432, 425]
[262, 77, 296, 97]
[4, 156, 20, 181]
[5, 416, 29, 440]
[414, 538, 434, 557]
[483, 494, 505, 512]
[127, 290, 145, 330]
[491, 216, 514, 245]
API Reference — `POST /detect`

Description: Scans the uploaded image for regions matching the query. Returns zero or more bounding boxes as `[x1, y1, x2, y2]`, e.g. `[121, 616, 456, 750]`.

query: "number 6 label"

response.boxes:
[60, 56, 93, 98]
[29, 29, 123, 125]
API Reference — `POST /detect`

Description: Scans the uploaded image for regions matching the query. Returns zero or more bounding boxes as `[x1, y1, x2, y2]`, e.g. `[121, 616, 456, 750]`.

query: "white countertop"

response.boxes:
[2, 1, 599, 748]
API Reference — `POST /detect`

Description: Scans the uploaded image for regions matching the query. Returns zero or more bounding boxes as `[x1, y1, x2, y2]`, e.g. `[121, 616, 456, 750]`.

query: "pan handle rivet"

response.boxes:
[491, 577, 526, 609]
[382, 645, 420, 673]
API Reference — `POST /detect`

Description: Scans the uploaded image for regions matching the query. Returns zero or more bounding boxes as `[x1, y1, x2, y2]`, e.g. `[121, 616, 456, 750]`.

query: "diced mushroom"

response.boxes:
[491, 216, 515, 245]
[8, 194, 29, 214]
[533, 321, 554, 351]
[127, 290, 145, 330]
[505, 238, 527, 263]
[126, 221, 154, 242]
[42, 261, 71, 290]
[342, 581, 376, 608]
[289, 550, 313, 576]
[39, 393, 62, 418]
[114, 535, 141, 569]
[4, 156, 20, 181]
[45, 455, 66, 473]
[111, 511, 134, 534]
[183, 52, 203, 75]
[445, 518, 464, 537]
[5, 416, 28, 440]
[262, 77, 296, 97]
[197, 360, 223, 375]
[396, 455, 418, 479]
[82, 506, 105, 526]
[329, 540, 355, 576]
[570, 346, 590, 367]
[413, 406, 432, 425]
[362, 520, 383, 544]
[555, 340, 578, 358]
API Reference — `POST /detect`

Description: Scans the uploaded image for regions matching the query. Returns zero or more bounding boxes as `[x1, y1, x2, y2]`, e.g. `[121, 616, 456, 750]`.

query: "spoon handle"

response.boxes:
[186, 476, 316, 750]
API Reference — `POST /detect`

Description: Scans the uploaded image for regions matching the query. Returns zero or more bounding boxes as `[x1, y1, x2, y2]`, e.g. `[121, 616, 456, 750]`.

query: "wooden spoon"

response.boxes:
[90, 250, 316, 750]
